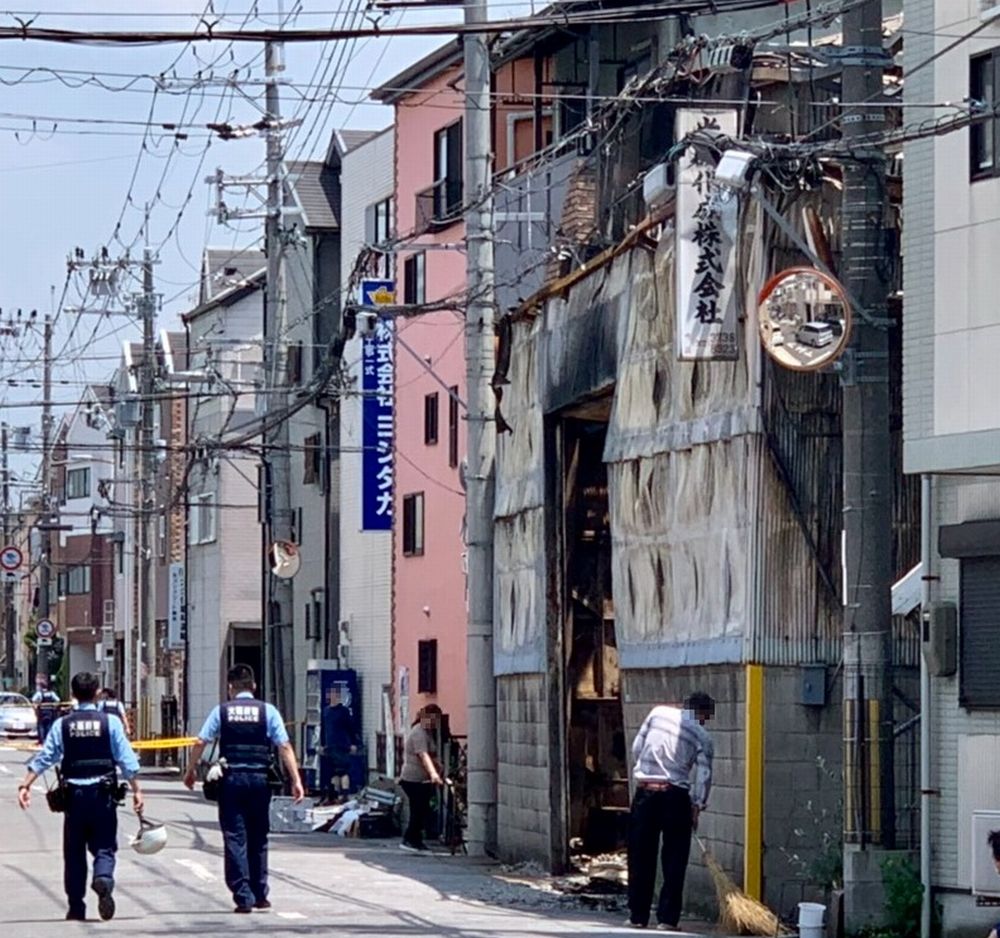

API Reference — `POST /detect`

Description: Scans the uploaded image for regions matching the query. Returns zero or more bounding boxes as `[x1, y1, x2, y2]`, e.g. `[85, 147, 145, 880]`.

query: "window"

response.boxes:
[287, 342, 304, 386]
[960, 555, 1000, 707]
[448, 387, 460, 468]
[424, 393, 439, 446]
[61, 565, 91, 595]
[972, 50, 1000, 178]
[417, 639, 438, 694]
[303, 433, 322, 485]
[66, 467, 90, 500]
[365, 197, 393, 278]
[433, 120, 463, 219]
[403, 252, 426, 306]
[189, 492, 216, 545]
[366, 197, 392, 246]
[402, 492, 424, 556]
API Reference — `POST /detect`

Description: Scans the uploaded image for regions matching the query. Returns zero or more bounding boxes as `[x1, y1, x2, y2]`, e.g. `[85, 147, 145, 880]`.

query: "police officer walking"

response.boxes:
[183, 664, 304, 914]
[17, 671, 142, 922]
[32, 676, 60, 743]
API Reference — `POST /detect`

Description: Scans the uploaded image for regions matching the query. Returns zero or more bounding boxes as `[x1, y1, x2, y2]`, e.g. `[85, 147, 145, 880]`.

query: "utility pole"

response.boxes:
[2, 425, 14, 685]
[137, 247, 158, 738]
[463, 0, 498, 858]
[262, 37, 294, 716]
[38, 314, 53, 684]
[840, 0, 896, 918]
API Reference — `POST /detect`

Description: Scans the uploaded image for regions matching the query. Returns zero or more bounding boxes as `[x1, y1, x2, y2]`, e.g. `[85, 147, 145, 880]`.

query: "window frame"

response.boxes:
[65, 564, 91, 596]
[424, 392, 439, 446]
[433, 120, 464, 219]
[448, 387, 460, 469]
[189, 492, 217, 546]
[971, 49, 1000, 180]
[66, 466, 90, 501]
[403, 252, 426, 306]
[402, 492, 425, 557]
[365, 197, 393, 278]
[417, 638, 438, 694]
[303, 433, 322, 486]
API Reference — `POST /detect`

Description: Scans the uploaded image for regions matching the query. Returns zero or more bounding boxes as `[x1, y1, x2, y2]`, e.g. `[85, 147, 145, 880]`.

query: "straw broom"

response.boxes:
[694, 836, 791, 936]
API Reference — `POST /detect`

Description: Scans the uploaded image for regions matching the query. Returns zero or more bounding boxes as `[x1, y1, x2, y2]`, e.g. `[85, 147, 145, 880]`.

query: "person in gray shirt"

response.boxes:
[626, 692, 715, 931]
[398, 704, 444, 852]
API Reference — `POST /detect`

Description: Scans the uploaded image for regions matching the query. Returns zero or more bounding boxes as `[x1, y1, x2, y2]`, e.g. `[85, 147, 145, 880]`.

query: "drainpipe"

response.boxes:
[919, 474, 932, 938]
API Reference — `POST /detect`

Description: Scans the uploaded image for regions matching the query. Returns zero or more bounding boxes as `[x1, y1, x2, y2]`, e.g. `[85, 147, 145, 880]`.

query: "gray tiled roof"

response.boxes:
[203, 246, 266, 301]
[286, 160, 339, 230]
[339, 129, 380, 153]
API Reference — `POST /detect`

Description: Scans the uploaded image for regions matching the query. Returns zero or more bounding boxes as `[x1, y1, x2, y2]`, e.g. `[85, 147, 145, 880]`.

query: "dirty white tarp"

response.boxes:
[495, 316, 548, 673]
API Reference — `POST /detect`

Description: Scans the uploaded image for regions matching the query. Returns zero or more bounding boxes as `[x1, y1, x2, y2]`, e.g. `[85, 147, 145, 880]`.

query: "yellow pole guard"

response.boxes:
[130, 736, 199, 751]
[744, 663, 764, 900]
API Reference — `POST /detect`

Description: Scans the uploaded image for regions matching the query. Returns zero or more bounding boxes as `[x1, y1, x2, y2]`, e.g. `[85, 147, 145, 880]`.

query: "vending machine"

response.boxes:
[302, 662, 364, 795]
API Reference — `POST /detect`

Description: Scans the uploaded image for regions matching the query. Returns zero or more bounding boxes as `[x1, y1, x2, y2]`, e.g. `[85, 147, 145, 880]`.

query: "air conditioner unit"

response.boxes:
[981, 1, 1000, 21]
[972, 810, 1000, 896]
[643, 163, 674, 210]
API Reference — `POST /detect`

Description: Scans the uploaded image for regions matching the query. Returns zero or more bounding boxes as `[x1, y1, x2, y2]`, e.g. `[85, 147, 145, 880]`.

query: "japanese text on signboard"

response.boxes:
[675, 108, 740, 361]
[361, 279, 395, 531]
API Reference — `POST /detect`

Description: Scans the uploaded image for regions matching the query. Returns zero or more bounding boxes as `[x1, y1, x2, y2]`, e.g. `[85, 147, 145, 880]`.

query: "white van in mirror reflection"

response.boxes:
[796, 321, 834, 348]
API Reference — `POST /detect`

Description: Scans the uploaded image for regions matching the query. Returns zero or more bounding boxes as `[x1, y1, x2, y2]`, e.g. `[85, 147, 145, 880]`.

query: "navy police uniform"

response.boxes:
[197, 693, 289, 911]
[26, 704, 139, 919]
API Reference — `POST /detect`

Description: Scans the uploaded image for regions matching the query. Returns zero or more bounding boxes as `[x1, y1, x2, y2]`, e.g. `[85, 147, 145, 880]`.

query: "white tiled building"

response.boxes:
[903, 1, 1000, 932]
[338, 126, 395, 774]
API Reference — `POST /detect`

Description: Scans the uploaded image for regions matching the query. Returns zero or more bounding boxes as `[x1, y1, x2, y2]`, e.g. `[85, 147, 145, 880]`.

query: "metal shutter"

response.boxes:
[960, 556, 1000, 709]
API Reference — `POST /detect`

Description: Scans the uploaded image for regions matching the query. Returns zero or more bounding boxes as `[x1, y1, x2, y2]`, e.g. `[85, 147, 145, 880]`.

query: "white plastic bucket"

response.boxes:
[798, 902, 826, 928]
[799, 925, 824, 938]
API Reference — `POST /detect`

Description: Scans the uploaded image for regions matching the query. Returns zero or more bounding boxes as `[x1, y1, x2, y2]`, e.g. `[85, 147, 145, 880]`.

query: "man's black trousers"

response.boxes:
[218, 771, 272, 909]
[627, 785, 694, 928]
[64, 784, 118, 915]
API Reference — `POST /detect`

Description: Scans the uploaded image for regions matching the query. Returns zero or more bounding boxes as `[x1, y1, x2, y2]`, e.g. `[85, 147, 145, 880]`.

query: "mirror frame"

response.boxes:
[757, 265, 853, 373]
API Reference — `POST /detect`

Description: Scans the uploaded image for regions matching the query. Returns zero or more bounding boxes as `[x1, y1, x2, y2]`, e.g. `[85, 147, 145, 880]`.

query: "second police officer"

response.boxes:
[184, 664, 304, 914]
[17, 671, 143, 922]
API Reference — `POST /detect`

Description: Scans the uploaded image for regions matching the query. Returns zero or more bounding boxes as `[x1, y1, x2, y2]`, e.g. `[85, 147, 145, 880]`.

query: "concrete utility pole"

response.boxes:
[2, 424, 14, 684]
[840, 0, 896, 918]
[262, 37, 294, 715]
[463, 0, 498, 858]
[137, 247, 158, 738]
[38, 314, 53, 682]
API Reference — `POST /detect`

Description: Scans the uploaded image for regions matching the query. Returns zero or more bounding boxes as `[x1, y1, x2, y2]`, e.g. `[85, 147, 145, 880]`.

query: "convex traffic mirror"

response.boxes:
[757, 266, 852, 372]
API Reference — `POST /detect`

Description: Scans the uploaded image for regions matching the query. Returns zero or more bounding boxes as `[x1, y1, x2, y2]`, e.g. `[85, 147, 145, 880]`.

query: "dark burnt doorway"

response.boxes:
[561, 414, 629, 856]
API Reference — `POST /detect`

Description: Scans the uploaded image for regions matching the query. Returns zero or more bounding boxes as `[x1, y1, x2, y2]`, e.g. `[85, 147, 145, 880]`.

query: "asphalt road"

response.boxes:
[0, 744, 653, 937]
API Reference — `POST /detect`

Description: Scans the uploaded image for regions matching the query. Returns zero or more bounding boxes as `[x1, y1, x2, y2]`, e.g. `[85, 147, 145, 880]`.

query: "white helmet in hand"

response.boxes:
[131, 816, 168, 855]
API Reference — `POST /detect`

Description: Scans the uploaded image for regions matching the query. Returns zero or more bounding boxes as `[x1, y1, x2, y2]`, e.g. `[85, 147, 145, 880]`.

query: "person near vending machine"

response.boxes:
[320, 685, 359, 803]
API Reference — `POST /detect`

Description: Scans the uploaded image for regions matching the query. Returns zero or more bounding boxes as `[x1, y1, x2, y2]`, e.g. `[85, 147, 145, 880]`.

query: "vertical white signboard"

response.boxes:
[675, 108, 740, 360]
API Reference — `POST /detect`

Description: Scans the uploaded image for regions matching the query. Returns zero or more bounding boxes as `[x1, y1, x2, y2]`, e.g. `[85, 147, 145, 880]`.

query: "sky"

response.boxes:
[0, 0, 499, 480]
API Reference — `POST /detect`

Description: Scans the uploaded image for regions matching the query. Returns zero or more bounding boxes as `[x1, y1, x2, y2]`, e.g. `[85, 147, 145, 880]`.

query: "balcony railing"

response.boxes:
[415, 178, 463, 234]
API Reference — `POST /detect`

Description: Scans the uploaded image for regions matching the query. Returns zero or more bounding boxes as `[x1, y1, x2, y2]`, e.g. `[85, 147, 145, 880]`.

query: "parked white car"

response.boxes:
[0, 692, 38, 738]
[796, 322, 834, 348]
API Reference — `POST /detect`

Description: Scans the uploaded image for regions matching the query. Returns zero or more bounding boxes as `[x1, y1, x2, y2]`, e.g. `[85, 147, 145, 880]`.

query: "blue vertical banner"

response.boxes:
[361, 279, 395, 531]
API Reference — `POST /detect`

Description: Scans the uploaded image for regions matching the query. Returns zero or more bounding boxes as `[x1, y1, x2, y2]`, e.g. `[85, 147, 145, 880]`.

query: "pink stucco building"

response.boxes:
[374, 42, 470, 738]
[373, 40, 551, 745]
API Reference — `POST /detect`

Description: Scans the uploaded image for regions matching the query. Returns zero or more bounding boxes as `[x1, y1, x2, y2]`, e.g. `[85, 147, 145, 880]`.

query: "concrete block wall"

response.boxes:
[497, 672, 551, 864]
[762, 667, 844, 917]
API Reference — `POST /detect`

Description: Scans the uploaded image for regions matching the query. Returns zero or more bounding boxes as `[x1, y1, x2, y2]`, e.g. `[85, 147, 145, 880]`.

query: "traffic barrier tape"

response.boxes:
[130, 736, 199, 751]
